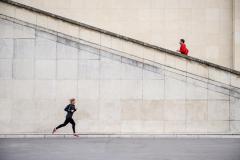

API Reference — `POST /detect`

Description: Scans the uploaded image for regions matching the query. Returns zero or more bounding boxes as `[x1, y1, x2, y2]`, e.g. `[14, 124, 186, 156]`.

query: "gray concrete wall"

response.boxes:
[9, 0, 234, 69]
[234, 0, 240, 70]
[0, 15, 240, 134]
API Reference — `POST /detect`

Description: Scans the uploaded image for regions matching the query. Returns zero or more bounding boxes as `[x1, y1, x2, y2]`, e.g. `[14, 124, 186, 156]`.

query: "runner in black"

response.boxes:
[52, 98, 78, 137]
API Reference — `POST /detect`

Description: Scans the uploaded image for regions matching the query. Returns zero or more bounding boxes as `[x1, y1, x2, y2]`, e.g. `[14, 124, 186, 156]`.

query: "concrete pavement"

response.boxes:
[0, 138, 240, 160]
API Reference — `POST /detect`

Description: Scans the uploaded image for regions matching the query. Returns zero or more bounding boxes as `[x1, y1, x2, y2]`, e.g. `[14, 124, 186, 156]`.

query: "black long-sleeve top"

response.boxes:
[64, 104, 76, 118]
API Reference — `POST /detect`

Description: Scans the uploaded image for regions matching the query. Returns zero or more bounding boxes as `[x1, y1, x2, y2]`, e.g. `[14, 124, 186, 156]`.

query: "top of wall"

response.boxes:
[0, 0, 240, 77]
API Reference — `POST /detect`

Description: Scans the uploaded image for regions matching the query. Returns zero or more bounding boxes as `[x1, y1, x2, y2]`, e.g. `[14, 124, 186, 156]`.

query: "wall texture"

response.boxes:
[234, 0, 240, 70]
[9, 0, 234, 69]
[0, 14, 240, 134]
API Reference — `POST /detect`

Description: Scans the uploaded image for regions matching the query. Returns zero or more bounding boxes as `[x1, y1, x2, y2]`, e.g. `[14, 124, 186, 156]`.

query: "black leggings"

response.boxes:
[56, 118, 75, 133]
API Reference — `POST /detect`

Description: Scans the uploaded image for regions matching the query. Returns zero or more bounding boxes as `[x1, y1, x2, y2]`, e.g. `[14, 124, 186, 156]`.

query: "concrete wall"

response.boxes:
[234, 0, 240, 70]
[7, 0, 234, 69]
[1, 14, 240, 134]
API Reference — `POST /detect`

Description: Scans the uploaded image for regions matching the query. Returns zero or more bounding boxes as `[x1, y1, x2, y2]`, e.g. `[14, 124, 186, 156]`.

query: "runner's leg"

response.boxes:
[56, 118, 70, 130]
[69, 118, 76, 133]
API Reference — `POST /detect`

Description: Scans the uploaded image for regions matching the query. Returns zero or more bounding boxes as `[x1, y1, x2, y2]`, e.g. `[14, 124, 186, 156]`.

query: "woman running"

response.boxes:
[52, 98, 78, 137]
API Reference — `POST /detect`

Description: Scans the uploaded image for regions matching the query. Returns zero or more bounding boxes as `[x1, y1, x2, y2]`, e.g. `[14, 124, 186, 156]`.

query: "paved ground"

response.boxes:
[0, 138, 240, 160]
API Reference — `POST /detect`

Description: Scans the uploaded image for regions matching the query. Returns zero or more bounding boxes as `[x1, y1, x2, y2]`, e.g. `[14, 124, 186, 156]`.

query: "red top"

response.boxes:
[179, 43, 189, 55]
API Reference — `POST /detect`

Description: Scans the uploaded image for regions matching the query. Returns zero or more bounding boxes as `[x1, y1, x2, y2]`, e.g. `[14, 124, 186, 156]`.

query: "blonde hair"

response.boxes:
[70, 98, 75, 103]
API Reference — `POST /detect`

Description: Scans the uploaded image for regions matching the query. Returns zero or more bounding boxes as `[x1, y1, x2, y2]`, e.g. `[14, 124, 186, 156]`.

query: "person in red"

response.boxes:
[177, 39, 189, 55]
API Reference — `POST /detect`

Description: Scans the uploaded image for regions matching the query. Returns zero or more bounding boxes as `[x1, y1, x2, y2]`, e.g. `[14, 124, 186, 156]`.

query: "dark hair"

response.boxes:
[180, 39, 185, 43]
